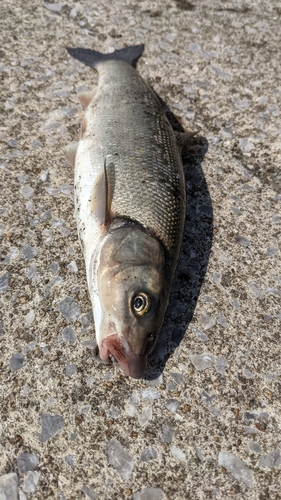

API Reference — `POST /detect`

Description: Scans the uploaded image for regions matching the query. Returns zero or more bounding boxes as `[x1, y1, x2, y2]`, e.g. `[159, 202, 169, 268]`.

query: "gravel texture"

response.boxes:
[0, 0, 280, 498]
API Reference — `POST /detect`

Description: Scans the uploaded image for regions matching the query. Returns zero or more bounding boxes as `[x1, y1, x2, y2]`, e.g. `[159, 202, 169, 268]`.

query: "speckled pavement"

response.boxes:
[0, 1, 280, 499]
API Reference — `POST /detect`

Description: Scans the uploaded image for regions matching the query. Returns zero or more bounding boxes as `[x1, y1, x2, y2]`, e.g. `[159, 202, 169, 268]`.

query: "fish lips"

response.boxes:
[99, 333, 148, 379]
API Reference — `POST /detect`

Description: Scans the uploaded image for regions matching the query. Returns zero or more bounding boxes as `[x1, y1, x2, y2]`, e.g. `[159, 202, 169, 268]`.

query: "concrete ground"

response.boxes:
[0, 0, 280, 498]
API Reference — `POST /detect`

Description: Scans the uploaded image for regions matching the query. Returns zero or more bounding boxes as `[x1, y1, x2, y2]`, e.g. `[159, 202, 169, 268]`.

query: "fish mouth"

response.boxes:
[99, 333, 147, 379]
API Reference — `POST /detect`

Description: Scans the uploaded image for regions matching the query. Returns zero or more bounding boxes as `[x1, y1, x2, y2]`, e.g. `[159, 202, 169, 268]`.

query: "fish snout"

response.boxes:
[99, 333, 147, 378]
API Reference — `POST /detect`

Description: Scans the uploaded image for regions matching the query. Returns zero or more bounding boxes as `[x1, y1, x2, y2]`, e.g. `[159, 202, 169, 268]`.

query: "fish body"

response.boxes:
[66, 45, 186, 378]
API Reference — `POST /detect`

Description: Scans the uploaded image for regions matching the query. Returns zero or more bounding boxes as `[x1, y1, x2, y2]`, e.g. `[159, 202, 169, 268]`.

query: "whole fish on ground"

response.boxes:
[65, 44, 187, 379]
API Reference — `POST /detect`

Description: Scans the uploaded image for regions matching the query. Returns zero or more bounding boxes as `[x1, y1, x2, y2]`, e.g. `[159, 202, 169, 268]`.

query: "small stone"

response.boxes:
[21, 185, 34, 198]
[44, 2, 64, 12]
[138, 407, 152, 426]
[133, 487, 164, 500]
[106, 438, 134, 481]
[81, 339, 97, 349]
[266, 247, 278, 256]
[65, 455, 74, 466]
[201, 390, 216, 405]
[58, 297, 81, 322]
[65, 364, 76, 376]
[24, 310, 35, 325]
[212, 272, 221, 284]
[165, 399, 181, 413]
[81, 311, 93, 328]
[244, 426, 257, 434]
[194, 328, 209, 342]
[141, 388, 160, 400]
[0, 272, 10, 292]
[10, 353, 25, 372]
[107, 406, 120, 419]
[272, 214, 280, 223]
[19, 490, 27, 500]
[239, 138, 255, 153]
[50, 262, 59, 274]
[22, 471, 40, 493]
[17, 453, 38, 474]
[0, 323, 4, 336]
[0, 473, 18, 500]
[130, 391, 140, 406]
[189, 353, 214, 371]
[140, 446, 158, 462]
[160, 425, 175, 444]
[38, 414, 65, 442]
[217, 315, 227, 327]
[10, 247, 19, 259]
[8, 139, 19, 148]
[216, 355, 227, 375]
[67, 261, 78, 273]
[171, 445, 186, 461]
[258, 449, 281, 469]
[195, 447, 204, 461]
[243, 368, 255, 379]
[170, 372, 184, 385]
[61, 327, 76, 344]
[218, 452, 254, 488]
[22, 246, 38, 260]
[249, 283, 263, 298]
[200, 314, 216, 330]
[60, 183, 72, 195]
[81, 485, 97, 499]
[234, 235, 250, 247]
[248, 441, 262, 454]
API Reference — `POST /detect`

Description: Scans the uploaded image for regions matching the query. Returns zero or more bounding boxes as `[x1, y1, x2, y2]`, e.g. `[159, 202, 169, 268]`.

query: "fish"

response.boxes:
[65, 44, 186, 379]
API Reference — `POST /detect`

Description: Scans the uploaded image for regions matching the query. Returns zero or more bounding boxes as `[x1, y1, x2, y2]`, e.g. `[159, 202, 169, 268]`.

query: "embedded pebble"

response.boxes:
[24, 310, 35, 325]
[216, 355, 227, 375]
[22, 471, 40, 493]
[218, 452, 254, 488]
[201, 390, 216, 406]
[138, 407, 152, 426]
[133, 487, 164, 500]
[195, 447, 204, 461]
[21, 185, 34, 198]
[50, 262, 59, 274]
[67, 260, 78, 273]
[107, 406, 120, 419]
[38, 414, 65, 442]
[17, 453, 39, 474]
[81, 485, 97, 499]
[0, 272, 10, 292]
[65, 364, 76, 376]
[160, 425, 175, 443]
[81, 311, 93, 328]
[249, 283, 263, 298]
[58, 297, 81, 322]
[65, 455, 74, 466]
[234, 235, 250, 247]
[9, 353, 25, 372]
[106, 438, 134, 481]
[61, 327, 76, 344]
[217, 315, 227, 327]
[165, 399, 181, 413]
[0, 473, 18, 500]
[248, 441, 262, 454]
[22, 246, 38, 260]
[141, 388, 160, 400]
[170, 445, 186, 462]
[140, 446, 158, 462]
[200, 314, 216, 330]
[243, 368, 255, 379]
[189, 353, 214, 371]
[81, 339, 97, 349]
[258, 449, 281, 469]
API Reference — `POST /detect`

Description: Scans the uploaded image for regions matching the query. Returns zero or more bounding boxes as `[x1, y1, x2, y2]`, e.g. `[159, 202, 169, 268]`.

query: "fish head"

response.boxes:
[92, 226, 167, 379]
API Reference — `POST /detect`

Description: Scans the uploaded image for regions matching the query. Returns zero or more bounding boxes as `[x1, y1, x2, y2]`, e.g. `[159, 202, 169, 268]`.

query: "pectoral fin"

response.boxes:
[90, 160, 115, 227]
[77, 88, 96, 109]
[174, 131, 199, 153]
[64, 142, 78, 166]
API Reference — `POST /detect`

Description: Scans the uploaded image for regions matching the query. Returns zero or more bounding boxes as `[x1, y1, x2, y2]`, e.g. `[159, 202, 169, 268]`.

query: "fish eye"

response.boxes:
[132, 293, 151, 316]
[147, 332, 154, 342]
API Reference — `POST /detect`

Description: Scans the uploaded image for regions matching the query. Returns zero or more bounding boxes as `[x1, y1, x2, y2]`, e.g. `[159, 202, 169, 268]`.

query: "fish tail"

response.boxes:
[66, 44, 144, 69]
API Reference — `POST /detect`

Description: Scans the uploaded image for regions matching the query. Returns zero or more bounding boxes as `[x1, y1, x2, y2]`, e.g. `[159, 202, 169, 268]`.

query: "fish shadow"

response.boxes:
[145, 103, 212, 379]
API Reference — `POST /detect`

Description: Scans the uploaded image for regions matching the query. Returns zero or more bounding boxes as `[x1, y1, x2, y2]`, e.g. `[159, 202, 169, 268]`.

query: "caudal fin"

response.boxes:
[66, 44, 144, 69]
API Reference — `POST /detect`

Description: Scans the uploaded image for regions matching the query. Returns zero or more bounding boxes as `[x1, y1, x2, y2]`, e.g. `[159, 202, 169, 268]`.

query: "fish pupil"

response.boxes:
[134, 296, 144, 310]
